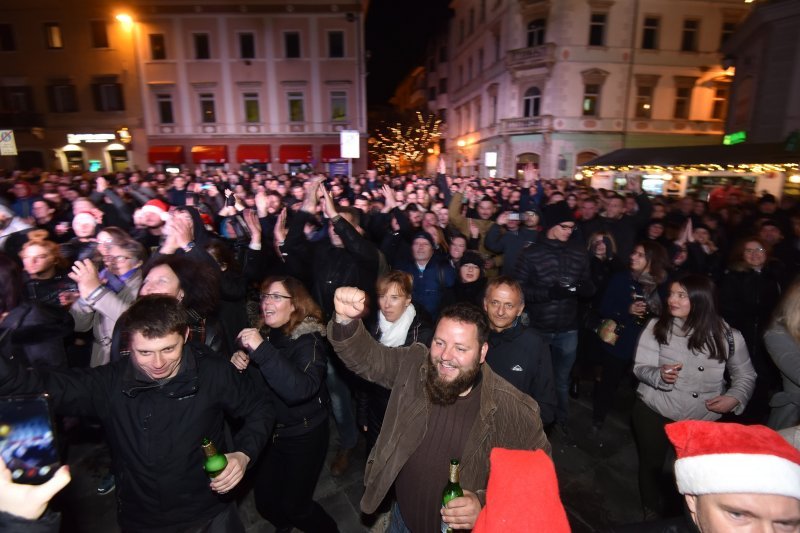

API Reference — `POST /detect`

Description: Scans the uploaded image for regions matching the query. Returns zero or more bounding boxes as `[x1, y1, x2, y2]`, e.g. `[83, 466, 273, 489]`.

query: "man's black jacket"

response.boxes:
[0, 342, 273, 531]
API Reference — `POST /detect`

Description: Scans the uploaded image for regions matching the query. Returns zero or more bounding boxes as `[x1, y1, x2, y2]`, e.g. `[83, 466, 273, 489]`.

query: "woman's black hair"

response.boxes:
[143, 254, 220, 317]
[653, 274, 729, 362]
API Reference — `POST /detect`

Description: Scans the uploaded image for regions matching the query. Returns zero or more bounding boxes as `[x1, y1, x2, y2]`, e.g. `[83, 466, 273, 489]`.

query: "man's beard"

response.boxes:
[425, 356, 481, 406]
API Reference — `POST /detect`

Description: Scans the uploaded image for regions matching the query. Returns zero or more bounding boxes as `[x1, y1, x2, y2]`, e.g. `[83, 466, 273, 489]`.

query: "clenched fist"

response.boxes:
[333, 287, 366, 324]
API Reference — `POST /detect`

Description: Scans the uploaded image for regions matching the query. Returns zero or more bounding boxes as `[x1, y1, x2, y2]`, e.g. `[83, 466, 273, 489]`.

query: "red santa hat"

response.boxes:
[473, 448, 570, 533]
[666, 420, 800, 499]
[140, 199, 170, 221]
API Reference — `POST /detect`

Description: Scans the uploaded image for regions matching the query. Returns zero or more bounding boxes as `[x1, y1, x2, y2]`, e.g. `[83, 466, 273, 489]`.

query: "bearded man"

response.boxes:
[329, 287, 550, 532]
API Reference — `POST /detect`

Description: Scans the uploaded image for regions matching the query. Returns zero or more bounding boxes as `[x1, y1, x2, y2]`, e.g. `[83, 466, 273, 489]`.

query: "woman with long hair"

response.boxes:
[719, 236, 784, 422]
[766, 279, 800, 430]
[632, 274, 756, 518]
[360, 271, 433, 454]
[231, 275, 338, 533]
[591, 241, 668, 435]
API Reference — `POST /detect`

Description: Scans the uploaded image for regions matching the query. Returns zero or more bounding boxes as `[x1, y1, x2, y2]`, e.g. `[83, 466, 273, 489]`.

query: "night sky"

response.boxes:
[365, 0, 452, 106]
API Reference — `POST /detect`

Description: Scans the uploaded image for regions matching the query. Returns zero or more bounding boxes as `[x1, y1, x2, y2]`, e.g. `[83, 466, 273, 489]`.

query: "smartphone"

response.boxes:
[508, 213, 520, 221]
[0, 394, 61, 485]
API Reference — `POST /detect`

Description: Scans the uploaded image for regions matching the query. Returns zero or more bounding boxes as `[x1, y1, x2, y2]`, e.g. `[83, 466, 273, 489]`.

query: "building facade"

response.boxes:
[723, 0, 800, 145]
[0, 0, 368, 174]
[427, 0, 751, 180]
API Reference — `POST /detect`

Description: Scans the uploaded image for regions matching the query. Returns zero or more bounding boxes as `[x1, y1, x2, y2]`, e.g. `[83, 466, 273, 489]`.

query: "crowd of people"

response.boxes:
[1, 165, 799, 532]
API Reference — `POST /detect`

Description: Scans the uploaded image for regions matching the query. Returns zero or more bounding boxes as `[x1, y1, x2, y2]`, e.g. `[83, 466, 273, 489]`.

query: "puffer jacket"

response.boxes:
[249, 317, 331, 436]
[514, 238, 594, 332]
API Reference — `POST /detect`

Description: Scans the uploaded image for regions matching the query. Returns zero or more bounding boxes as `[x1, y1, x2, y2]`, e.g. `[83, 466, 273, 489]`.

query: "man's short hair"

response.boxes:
[484, 276, 524, 303]
[121, 295, 189, 339]
[438, 302, 490, 347]
[337, 206, 361, 228]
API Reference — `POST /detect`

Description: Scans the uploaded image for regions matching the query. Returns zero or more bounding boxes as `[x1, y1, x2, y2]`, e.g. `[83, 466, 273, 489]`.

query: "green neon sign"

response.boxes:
[723, 131, 747, 145]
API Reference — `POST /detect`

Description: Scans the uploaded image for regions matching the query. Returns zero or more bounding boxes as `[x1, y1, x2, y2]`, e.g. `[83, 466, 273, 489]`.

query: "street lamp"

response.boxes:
[115, 13, 133, 29]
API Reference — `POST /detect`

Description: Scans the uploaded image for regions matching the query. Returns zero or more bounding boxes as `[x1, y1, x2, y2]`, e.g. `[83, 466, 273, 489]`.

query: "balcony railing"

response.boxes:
[500, 115, 553, 134]
[505, 43, 556, 71]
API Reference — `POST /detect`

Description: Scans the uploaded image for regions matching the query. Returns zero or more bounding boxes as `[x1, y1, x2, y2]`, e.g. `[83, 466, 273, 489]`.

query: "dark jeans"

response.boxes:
[388, 502, 411, 533]
[631, 399, 681, 517]
[536, 329, 578, 425]
[254, 420, 339, 533]
[592, 353, 631, 425]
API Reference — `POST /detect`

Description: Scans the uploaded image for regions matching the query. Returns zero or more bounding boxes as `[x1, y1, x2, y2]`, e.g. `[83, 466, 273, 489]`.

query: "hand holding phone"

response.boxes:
[0, 395, 61, 485]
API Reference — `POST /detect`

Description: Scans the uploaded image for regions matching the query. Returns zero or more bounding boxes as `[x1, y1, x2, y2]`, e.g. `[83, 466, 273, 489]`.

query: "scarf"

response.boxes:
[378, 304, 417, 347]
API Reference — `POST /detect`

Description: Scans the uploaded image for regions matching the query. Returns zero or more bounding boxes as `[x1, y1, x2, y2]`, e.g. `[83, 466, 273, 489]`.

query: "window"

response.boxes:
[44, 23, 63, 49]
[711, 85, 729, 120]
[2, 86, 34, 112]
[288, 92, 304, 122]
[243, 93, 260, 123]
[459, 19, 465, 44]
[478, 49, 483, 73]
[527, 19, 546, 47]
[428, 87, 437, 101]
[92, 81, 124, 111]
[47, 83, 77, 112]
[583, 84, 600, 116]
[458, 65, 464, 87]
[284, 32, 300, 58]
[468, 57, 473, 81]
[674, 87, 691, 119]
[635, 86, 653, 118]
[490, 94, 497, 124]
[239, 33, 255, 59]
[438, 108, 447, 123]
[523, 87, 541, 117]
[681, 19, 699, 52]
[200, 93, 216, 123]
[480, 0, 486, 22]
[90, 20, 108, 48]
[194, 33, 210, 59]
[328, 31, 344, 58]
[469, 8, 475, 33]
[494, 33, 501, 61]
[673, 76, 697, 119]
[439, 44, 447, 62]
[0, 24, 14, 51]
[641, 17, 659, 50]
[589, 13, 607, 46]
[330, 91, 347, 121]
[157, 94, 174, 124]
[720, 22, 736, 49]
[438, 77, 448, 94]
[150, 34, 166, 60]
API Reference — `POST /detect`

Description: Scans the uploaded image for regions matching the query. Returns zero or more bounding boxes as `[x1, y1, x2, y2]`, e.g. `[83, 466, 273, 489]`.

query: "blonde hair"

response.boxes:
[775, 280, 800, 343]
[19, 230, 67, 269]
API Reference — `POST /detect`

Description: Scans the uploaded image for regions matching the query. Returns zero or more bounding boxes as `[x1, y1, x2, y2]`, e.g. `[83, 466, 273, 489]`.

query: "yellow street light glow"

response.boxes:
[116, 13, 134, 29]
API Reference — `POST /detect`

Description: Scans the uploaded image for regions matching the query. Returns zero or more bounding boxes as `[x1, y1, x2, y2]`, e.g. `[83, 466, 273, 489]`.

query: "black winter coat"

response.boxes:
[0, 301, 73, 368]
[486, 321, 557, 425]
[514, 238, 595, 332]
[249, 318, 331, 437]
[0, 342, 272, 531]
[284, 212, 380, 321]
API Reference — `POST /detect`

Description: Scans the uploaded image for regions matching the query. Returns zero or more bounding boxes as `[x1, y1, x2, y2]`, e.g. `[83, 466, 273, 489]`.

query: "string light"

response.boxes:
[369, 111, 442, 173]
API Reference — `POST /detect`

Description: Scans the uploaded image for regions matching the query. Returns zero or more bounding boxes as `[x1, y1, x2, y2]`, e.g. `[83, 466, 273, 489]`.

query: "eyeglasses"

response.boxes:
[558, 223, 576, 231]
[260, 293, 292, 302]
[104, 255, 134, 263]
[744, 247, 766, 254]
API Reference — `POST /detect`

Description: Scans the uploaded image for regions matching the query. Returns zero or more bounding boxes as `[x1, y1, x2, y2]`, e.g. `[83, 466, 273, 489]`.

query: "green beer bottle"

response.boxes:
[201, 437, 228, 478]
[441, 458, 463, 533]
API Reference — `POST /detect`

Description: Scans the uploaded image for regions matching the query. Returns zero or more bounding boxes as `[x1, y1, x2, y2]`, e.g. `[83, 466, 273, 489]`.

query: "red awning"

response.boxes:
[236, 144, 272, 163]
[279, 144, 312, 163]
[191, 145, 228, 164]
[147, 145, 185, 164]
[321, 144, 343, 162]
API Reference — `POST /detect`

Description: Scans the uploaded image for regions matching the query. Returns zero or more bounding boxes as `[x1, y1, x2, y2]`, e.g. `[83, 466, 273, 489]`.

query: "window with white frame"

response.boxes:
[523, 87, 541, 117]
[288, 92, 304, 122]
[330, 91, 347, 121]
[243, 93, 260, 123]
[527, 19, 546, 47]
[200, 93, 216, 123]
[157, 94, 174, 124]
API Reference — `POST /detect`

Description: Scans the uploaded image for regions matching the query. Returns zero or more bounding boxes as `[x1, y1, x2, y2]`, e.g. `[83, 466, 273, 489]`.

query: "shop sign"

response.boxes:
[340, 130, 360, 159]
[0, 130, 17, 156]
[723, 131, 747, 145]
[67, 133, 116, 144]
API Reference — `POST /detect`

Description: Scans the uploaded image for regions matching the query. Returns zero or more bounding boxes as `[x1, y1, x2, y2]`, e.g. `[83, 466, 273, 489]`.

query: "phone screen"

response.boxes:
[0, 395, 60, 485]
